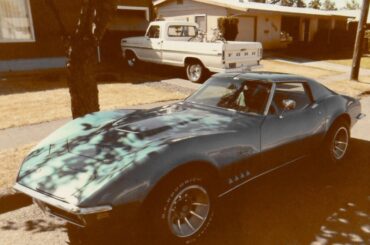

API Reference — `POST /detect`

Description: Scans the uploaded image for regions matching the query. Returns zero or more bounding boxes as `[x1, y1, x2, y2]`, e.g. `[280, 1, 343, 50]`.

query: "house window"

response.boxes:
[195, 15, 206, 32]
[0, 0, 35, 42]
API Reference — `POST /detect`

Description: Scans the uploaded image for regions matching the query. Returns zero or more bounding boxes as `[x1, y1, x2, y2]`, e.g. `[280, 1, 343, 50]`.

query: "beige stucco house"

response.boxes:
[154, 0, 354, 49]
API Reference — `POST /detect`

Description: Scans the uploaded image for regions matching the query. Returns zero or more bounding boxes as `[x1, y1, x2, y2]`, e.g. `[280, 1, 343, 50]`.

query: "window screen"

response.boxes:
[0, 0, 34, 42]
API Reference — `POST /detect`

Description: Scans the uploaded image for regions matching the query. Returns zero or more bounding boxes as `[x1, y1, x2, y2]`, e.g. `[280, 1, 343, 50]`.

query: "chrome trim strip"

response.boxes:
[263, 82, 276, 116]
[13, 183, 112, 215]
[218, 155, 307, 198]
[122, 45, 222, 57]
[357, 113, 366, 120]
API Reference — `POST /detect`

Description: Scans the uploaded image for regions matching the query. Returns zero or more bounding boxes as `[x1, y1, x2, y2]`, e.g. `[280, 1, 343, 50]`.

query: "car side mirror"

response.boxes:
[279, 99, 296, 119]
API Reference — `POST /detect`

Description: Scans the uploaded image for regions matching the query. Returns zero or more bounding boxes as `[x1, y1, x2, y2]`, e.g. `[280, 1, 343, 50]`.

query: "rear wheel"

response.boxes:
[324, 120, 350, 164]
[144, 173, 215, 244]
[186, 61, 206, 83]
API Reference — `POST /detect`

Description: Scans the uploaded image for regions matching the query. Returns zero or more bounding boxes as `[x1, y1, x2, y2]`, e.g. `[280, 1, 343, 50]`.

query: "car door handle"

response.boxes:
[311, 103, 318, 109]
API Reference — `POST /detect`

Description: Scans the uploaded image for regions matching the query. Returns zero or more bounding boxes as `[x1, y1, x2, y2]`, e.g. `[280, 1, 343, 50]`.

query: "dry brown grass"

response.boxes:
[0, 144, 35, 189]
[258, 60, 370, 97]
[0, 83, 187, 130]
[258, 60, 339, 79]
[322, 79, 370, 98]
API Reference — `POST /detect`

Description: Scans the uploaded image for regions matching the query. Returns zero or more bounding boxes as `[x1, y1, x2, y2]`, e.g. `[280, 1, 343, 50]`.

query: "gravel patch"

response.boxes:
[143, 81, 196, 96]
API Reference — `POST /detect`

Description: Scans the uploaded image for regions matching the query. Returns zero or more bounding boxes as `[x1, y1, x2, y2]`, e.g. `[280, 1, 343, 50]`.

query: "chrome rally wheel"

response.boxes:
[145, 173, 215, 244]
[167, 185, 210, 238]
[331, 126, 349, 161]
[325, 120, 350, 163]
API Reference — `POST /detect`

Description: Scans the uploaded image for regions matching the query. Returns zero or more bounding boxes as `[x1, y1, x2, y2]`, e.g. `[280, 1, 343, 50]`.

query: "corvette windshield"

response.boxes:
[187, 77, 271, 115]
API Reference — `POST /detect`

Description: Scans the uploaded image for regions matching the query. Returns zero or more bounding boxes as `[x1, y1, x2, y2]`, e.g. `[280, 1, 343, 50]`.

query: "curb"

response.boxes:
[0, 188, 32, 214]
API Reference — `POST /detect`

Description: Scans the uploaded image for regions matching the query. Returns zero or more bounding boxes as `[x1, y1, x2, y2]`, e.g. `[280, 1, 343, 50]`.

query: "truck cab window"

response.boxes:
[146, 25, 160, 38]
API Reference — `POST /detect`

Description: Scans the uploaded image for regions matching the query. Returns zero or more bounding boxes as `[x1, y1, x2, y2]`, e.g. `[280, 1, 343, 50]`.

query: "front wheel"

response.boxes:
[324, 120, 350, 164]
[144, 173, 215, 244]
[126, 51, 139, 68]
[186, 61, 206, 83]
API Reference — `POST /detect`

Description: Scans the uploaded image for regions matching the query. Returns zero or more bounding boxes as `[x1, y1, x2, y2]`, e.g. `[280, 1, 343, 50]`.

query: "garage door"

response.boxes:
[236, 17, 255, 42]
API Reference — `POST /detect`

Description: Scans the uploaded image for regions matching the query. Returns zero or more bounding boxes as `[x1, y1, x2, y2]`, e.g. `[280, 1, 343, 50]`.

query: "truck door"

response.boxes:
[144, 25, 163, 62]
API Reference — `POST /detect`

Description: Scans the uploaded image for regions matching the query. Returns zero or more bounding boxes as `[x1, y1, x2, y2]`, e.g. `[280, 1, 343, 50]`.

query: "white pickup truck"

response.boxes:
[121, 21, 262, 83]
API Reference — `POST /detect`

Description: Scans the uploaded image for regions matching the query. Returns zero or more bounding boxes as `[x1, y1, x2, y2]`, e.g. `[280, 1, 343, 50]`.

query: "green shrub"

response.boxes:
[217, 17, 239, 41]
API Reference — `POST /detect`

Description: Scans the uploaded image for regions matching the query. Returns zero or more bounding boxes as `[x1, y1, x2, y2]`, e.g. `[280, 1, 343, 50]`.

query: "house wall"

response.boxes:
[156, 0, 352, 50]
[157, 0, 286, 49]
[0, 0, 152, 72]
[308, 18, 318, 42]
[0, 0, 80, 61]
[156, 0, 227, 40]
[255, 14, 283, 49]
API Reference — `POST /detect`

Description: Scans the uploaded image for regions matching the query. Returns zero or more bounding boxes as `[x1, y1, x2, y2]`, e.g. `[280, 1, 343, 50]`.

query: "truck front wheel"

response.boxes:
[126, 51, 138, 68]
[186, 61, 206, 83]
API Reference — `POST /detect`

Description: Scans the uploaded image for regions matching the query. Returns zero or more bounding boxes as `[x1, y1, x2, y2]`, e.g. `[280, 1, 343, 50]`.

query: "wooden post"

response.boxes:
[351, 0, 370, 81]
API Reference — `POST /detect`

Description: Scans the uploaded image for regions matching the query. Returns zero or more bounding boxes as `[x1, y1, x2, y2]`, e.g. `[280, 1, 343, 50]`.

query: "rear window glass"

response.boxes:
[168, 25, 196, 37]
[272, 82, 312, 112]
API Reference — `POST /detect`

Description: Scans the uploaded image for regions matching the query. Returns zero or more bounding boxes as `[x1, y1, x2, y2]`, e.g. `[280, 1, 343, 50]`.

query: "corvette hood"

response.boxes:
[16, 103, 234, 203]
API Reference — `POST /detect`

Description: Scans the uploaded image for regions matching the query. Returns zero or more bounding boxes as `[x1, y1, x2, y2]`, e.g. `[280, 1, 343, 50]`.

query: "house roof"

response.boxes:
[335, 10, 370, 24]
[154, 0, 355, 18]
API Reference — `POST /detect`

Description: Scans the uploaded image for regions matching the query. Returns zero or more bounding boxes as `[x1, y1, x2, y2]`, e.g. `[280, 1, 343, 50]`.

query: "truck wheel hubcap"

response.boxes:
[188, 64, 202, 81]
[332, 126, 349, 160]
[167, 185, 210, 238]
[128, 57, 136, 67]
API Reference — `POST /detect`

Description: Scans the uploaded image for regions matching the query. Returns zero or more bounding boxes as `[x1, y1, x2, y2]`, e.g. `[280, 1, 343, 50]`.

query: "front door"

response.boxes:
[143, 25, 163, 62]
[260, 82, 325, 171]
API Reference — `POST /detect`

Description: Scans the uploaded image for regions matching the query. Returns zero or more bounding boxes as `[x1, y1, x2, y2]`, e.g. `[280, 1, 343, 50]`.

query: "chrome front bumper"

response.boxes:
[14, 183, 112, 226]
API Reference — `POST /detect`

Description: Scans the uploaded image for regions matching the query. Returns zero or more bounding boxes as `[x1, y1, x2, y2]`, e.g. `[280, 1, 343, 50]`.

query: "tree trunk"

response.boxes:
[47, 0, 117, 119]
[68, 38, 99, 118]
[351, 0, 370, 81]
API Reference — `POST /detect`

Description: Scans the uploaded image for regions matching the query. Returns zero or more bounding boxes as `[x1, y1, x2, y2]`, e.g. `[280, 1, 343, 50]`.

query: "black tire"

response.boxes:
[324, 120, 350, 164]
[186, 61, 206, 83]
[143, 172, 216, 244]
[126, 51, 139, 69]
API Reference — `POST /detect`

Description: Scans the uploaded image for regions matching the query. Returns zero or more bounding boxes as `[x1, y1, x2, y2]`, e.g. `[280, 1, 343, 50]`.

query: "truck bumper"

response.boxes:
[210, 64, 263, 73]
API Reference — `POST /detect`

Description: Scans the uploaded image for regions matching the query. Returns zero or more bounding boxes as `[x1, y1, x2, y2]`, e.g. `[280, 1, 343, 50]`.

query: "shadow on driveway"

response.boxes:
[204, 138, 370, 245]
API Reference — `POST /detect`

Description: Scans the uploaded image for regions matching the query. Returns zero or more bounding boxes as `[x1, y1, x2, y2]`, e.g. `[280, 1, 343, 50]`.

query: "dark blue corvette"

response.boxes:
[14, 72, 364, 244]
